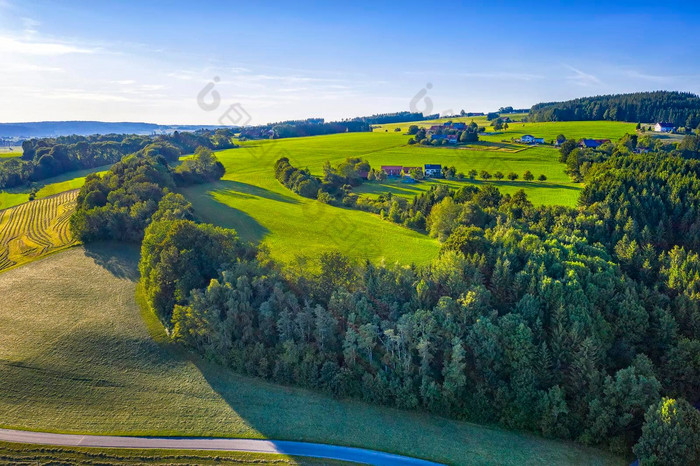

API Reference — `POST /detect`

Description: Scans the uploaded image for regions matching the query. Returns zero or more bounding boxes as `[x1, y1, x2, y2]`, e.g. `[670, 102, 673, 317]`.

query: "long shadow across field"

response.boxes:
[179, 182, 271, 244]
[216, 180, 300, 205]
[84, 242, 140, 281]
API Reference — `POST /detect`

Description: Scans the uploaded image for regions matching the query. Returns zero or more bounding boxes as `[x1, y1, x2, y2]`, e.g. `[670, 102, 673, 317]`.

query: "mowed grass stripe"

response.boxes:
[0, 190, 79, 273]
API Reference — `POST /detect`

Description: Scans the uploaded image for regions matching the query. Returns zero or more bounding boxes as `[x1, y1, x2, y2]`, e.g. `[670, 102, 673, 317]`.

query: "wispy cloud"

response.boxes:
[0, 36, 95, 55]
[461, 71, 544, 81]
[564, 64, 601, 86]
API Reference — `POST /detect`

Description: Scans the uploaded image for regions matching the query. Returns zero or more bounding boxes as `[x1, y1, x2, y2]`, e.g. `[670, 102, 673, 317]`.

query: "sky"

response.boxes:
[1, 0, 699, 125]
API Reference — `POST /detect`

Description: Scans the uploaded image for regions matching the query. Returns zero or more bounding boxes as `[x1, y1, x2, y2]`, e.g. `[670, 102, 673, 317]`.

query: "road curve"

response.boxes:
[0, 428, 442, 465]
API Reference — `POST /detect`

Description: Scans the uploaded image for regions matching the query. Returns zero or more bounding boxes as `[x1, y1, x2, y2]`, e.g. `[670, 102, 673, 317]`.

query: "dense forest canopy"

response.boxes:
[529, 91, 700, 127]
[70, 147, 225, 242]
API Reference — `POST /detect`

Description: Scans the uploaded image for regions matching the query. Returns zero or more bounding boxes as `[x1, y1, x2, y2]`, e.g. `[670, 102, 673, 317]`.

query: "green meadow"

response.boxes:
[0, 147, 22, 158]
[180, 124, 631, 265]
[180, 133, 441, 266]
[0, 165, 109, 210]
[0, 244, 624, 466]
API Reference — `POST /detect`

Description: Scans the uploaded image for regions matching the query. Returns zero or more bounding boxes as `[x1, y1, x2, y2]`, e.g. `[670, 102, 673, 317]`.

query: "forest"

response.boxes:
[0, 129, 236, 189]
[529, 91, 700, 128]
[70, 129, 700, 465]
[70, 146, 224, 242]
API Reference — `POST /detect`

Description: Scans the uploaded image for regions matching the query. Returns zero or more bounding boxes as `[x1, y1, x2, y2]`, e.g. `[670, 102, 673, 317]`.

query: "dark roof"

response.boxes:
[656, 122, 675, 126]
[425, 164, 442, 169]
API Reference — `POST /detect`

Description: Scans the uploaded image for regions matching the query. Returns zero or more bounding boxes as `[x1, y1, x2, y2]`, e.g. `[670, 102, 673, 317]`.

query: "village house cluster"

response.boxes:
[380, 163, 442, 179]
[427, 122, 469, 144]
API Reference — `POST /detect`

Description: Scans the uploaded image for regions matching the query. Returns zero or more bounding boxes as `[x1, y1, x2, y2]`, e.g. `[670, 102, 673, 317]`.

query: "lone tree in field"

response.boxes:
[523, 170, 534, 181]
[468, 169, 478, 180]
[494, 171, 504, 180]
[409, 167, 424, 180]
[556, 134, 567, 145]
[633, 398, 700, 465]
[480, 170, 491, 180]
[538, 174, 547, 181]
[507, 172, 518, 181]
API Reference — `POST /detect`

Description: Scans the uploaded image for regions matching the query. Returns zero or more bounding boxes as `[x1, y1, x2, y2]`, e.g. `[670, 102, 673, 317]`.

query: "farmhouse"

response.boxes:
[424, 164, 442, 177]
[401, 166, 419, 175]
[579, 139, 611, 149]
[446, 135, 458, 144]
[520, 135, 545, 144]
[654, 122, 675, 132]
[381, 165, 403, 177]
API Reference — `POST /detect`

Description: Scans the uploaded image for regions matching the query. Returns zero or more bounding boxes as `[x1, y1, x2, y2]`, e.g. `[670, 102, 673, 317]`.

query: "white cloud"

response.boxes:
[564, 65, 601, 86]
[0, 36, 95, 55]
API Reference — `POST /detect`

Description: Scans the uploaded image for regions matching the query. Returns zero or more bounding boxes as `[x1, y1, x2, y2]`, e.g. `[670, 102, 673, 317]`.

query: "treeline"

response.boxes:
[70, 147, 225, 242]
[529, 91, 700, 128]
[274, 157, 369, 204]
[240, 118, 370, 140]
[0, 129, 236, 190]
[239, 112, 441, 140]
[347, 111, 437, 125]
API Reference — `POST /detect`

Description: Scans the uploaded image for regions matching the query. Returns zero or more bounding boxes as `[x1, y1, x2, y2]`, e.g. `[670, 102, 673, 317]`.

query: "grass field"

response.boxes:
[180, 133, 441, 266]
[0, 190, 78, 272]
[0, 146, 22, 158]
[370, 113, 529, 132]
[179, 121, 640, 265]
[0, 164, 109, 210]
[0, 245, 624, 466]
[0, 441, 341, 465]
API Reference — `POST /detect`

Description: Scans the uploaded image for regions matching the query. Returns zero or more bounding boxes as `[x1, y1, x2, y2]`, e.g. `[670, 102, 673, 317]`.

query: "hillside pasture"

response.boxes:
[0, 190, 78, 272]
[179, 131, 587, 266]
[0, 165, 109, 210]
[0, 146, 22, 158]
[478, 120, 637, 144]
[0, 245, 624, 466]
[371, 113, 529, 133]
[180, 133, 441, 266]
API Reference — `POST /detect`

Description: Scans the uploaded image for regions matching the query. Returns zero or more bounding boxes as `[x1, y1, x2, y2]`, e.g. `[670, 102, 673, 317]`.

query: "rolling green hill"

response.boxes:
[180, 122, 637, 265]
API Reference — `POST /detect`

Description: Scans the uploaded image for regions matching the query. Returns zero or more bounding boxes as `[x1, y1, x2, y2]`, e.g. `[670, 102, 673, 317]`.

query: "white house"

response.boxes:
[654, 122, 675, 133]
[520, 135, 545, 144]
[424, 164, 442, 178]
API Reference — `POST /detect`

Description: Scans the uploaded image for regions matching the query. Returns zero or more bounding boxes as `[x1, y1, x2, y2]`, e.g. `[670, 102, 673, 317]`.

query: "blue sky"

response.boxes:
[1, 0, 699, 125]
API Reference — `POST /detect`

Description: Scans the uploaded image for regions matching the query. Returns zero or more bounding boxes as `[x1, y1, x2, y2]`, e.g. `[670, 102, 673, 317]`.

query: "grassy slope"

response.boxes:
[180, 134, 440, 266]
[0, 245, 623, 466]
[181, 122, 633, 265]
[0, 165, 109, 210]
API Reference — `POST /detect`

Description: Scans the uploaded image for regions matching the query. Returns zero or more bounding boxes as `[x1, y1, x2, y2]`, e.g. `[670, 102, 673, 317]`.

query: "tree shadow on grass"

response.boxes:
[83, 241, 141, 281]
[216, 180, 300, 204]
[179, 183, 270, 245]
[432, 179, 582, 191]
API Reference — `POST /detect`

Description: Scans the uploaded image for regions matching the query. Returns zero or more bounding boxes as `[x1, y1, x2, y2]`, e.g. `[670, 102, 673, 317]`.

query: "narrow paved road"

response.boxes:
[0, 428, 442, 465]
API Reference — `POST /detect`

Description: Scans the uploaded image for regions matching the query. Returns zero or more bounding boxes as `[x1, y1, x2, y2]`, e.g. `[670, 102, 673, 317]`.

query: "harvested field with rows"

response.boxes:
[0, 190, 78, 273]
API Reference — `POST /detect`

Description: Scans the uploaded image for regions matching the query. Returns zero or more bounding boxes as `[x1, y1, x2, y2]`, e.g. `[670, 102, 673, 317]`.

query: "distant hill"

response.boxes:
[0, 121, 234, 138]
[528, 91, 700, 128]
